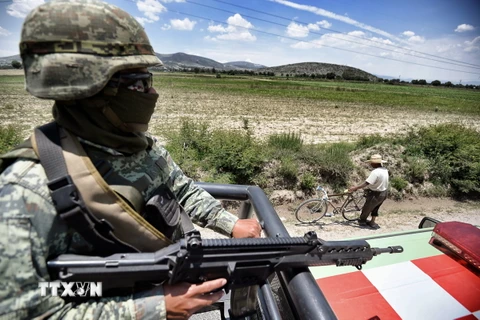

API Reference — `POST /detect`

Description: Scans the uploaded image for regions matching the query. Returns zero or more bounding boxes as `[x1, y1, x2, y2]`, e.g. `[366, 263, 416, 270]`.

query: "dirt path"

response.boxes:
[199, 197, 480, 240]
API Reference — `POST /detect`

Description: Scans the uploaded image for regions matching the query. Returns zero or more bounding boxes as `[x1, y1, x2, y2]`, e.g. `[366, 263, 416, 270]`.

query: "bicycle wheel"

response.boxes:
[341, 194, 366, 221]
[295, 199, 328, 224]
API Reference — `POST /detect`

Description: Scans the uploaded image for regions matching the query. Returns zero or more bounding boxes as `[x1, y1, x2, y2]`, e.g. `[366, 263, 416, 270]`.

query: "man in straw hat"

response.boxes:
[348, 154, 389, 229]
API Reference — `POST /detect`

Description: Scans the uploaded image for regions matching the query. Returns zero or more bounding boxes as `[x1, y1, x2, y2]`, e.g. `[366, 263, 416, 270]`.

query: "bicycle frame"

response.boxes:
[295, 186, 365, 224]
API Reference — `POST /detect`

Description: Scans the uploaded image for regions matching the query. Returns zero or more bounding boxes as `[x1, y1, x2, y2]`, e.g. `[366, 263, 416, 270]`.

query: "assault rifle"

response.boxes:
[48, 230, 403, 318]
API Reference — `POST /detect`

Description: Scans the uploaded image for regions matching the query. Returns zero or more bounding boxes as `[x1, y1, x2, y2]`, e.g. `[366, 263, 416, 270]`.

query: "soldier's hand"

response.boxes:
[232, 218, 261, 238]
[164, 279, 226, 320]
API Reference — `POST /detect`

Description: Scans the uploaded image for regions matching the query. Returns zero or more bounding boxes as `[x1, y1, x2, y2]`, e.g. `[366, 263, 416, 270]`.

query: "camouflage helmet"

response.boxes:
[19, 0, 162, 100]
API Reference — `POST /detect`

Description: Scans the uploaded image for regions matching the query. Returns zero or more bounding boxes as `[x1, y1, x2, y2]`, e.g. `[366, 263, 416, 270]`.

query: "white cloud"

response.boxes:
[307, 23, 320, 31]
[137, 0, 167, 23]
[161, 24, 171, 30]
[286, 22, 310, 37]
[408, 35, 425, 43]
[7, 0, 44, 19]
[271, 0, 408, 44]
[207, 14, 256, 42]
[227, 14, 254, 29]
[0, 26, 11, 37]
[170, 18, 196, 31]
[455, 24, 475, 32]
[317, 20, 332, 29]
[464, 36, 480, 52]
[401, 31, 425, 44]
[286, 21, 332, 38]
[217, 31, 256, 41]
[208, 25, 228, 33]
[135, 17, 151, 26]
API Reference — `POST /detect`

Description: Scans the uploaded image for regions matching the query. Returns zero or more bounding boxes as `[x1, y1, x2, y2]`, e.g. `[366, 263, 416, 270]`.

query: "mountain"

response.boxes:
[0, 52, 373, 80]
[155, 52, 225, 70]
[258, 62, 379, 81]
[224, 61, 266, 70]
[0, 54, 21, 66]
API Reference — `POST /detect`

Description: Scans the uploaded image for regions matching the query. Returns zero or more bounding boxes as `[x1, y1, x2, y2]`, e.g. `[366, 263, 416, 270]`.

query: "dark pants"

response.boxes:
[359, 190, 388, 221]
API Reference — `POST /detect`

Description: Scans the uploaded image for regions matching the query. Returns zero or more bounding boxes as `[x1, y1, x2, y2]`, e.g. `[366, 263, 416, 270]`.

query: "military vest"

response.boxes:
[0, 123, 193, 255]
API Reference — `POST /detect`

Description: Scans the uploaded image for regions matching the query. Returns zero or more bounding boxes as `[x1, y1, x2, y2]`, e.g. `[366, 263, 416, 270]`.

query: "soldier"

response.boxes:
[0, 0, 261, 319]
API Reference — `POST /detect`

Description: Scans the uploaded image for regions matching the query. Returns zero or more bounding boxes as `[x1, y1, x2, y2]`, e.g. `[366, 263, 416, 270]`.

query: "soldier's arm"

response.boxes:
[0, 161, 167, 320]
[157, 145, 239, 237]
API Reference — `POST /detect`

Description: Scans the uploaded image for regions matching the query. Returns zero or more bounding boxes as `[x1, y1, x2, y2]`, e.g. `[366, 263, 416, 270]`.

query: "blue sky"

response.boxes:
[0, 0, 479, 83]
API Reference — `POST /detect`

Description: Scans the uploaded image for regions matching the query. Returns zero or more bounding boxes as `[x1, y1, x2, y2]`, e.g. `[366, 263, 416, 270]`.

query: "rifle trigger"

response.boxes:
[227, 262, 236, 275]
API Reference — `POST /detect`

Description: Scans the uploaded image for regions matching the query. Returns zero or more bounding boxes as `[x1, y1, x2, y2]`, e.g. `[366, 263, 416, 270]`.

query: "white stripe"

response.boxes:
[363, 261, 470, 320]
[473, 310, 480, 319]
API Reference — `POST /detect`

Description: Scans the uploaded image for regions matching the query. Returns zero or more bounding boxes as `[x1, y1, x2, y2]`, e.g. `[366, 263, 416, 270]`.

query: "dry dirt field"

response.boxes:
[198, 197, 480, 240]
[2, 69, 480, 144]
[2, 69, 479, 239]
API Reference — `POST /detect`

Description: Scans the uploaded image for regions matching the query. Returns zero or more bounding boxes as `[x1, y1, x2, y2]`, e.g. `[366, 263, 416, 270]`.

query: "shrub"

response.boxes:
[403, 123, 480, 198]
[390, 176, 408, 191]
[0, 125, 22, 155]
[299, 142, 355, 189]
[405, 156, 429, 183]
[355, 134, 390, 149]
[300, 172, 317, 191]
[267, 132, 303, 151]
[207, 129, 265, 184]
[276, 157, 298, 183]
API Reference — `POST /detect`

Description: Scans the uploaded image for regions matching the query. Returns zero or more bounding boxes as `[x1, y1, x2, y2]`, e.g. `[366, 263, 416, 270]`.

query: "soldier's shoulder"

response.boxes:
[0, 157, 49, 199]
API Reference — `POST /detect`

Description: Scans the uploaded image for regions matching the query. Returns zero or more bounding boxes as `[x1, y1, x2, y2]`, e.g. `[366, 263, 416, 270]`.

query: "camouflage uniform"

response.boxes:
[0, 0, 239, 319]
[0, 133, 239, 319]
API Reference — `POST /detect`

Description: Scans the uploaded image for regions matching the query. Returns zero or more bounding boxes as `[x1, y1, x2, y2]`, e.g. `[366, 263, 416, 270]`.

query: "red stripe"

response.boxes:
[316, 271, 401, 320]
[412, 255, 480, 312]
[454, 315, 477, 320]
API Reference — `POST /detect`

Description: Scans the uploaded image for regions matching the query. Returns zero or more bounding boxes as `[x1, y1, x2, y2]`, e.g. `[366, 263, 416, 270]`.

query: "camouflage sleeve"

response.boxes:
[0, 160, 166, 320]
[158, 146, 239, 237]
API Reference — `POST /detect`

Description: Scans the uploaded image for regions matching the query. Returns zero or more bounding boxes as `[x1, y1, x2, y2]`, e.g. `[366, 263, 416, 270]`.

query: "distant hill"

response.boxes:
[0, 54, 21, 67]
[224, 61, 266, 70]
[156, 52, 225, 70]
[258, 62, 378, 81]
[0, 52, 375, 81]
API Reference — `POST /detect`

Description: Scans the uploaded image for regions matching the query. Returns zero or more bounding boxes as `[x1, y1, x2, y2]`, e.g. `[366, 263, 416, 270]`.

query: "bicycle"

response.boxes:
[295, 186, 366, 224]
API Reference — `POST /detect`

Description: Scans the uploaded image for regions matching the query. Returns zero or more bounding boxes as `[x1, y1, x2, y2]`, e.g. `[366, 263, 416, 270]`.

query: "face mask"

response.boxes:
[105, 87, 159, 132]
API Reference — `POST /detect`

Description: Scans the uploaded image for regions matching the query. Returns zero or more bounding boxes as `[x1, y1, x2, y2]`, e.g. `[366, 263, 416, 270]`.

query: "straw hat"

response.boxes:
[366, 154, 387, 165]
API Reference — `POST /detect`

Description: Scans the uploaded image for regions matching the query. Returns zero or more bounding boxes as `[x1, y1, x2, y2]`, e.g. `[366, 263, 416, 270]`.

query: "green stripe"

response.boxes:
[309, 228, 442, 279]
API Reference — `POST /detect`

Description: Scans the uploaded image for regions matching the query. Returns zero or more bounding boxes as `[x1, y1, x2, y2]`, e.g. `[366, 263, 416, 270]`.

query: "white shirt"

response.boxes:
[365, 167, 389, 192]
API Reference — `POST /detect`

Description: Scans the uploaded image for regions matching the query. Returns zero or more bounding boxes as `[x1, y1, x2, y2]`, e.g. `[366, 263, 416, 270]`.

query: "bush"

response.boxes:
[300, 172, 317, 191]
[276, 157, 298, 183]
[299, 142, 355, 189]
[405, 156, 429, 183]
[403, 123, 480, 198]
[390, 176, 408, 191]
[207, 130, 265, 184]
[165, 120, 265, 184]
[0, 125, 22, 155]
[267, 132, 303, 151]
[355, 134, 390, 149]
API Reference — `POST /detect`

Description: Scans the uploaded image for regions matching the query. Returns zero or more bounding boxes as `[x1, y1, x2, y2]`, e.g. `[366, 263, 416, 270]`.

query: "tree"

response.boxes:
[431, 80, 441, 86]
[11, 60, 22, 69]
[326, 72, 336, 80]
[444, 81, 453, 87]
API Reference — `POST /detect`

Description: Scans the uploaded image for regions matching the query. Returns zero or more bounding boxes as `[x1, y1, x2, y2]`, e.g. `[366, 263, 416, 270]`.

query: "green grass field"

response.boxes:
[156, 73, 480, 115]
[1, 73, 479, 115]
